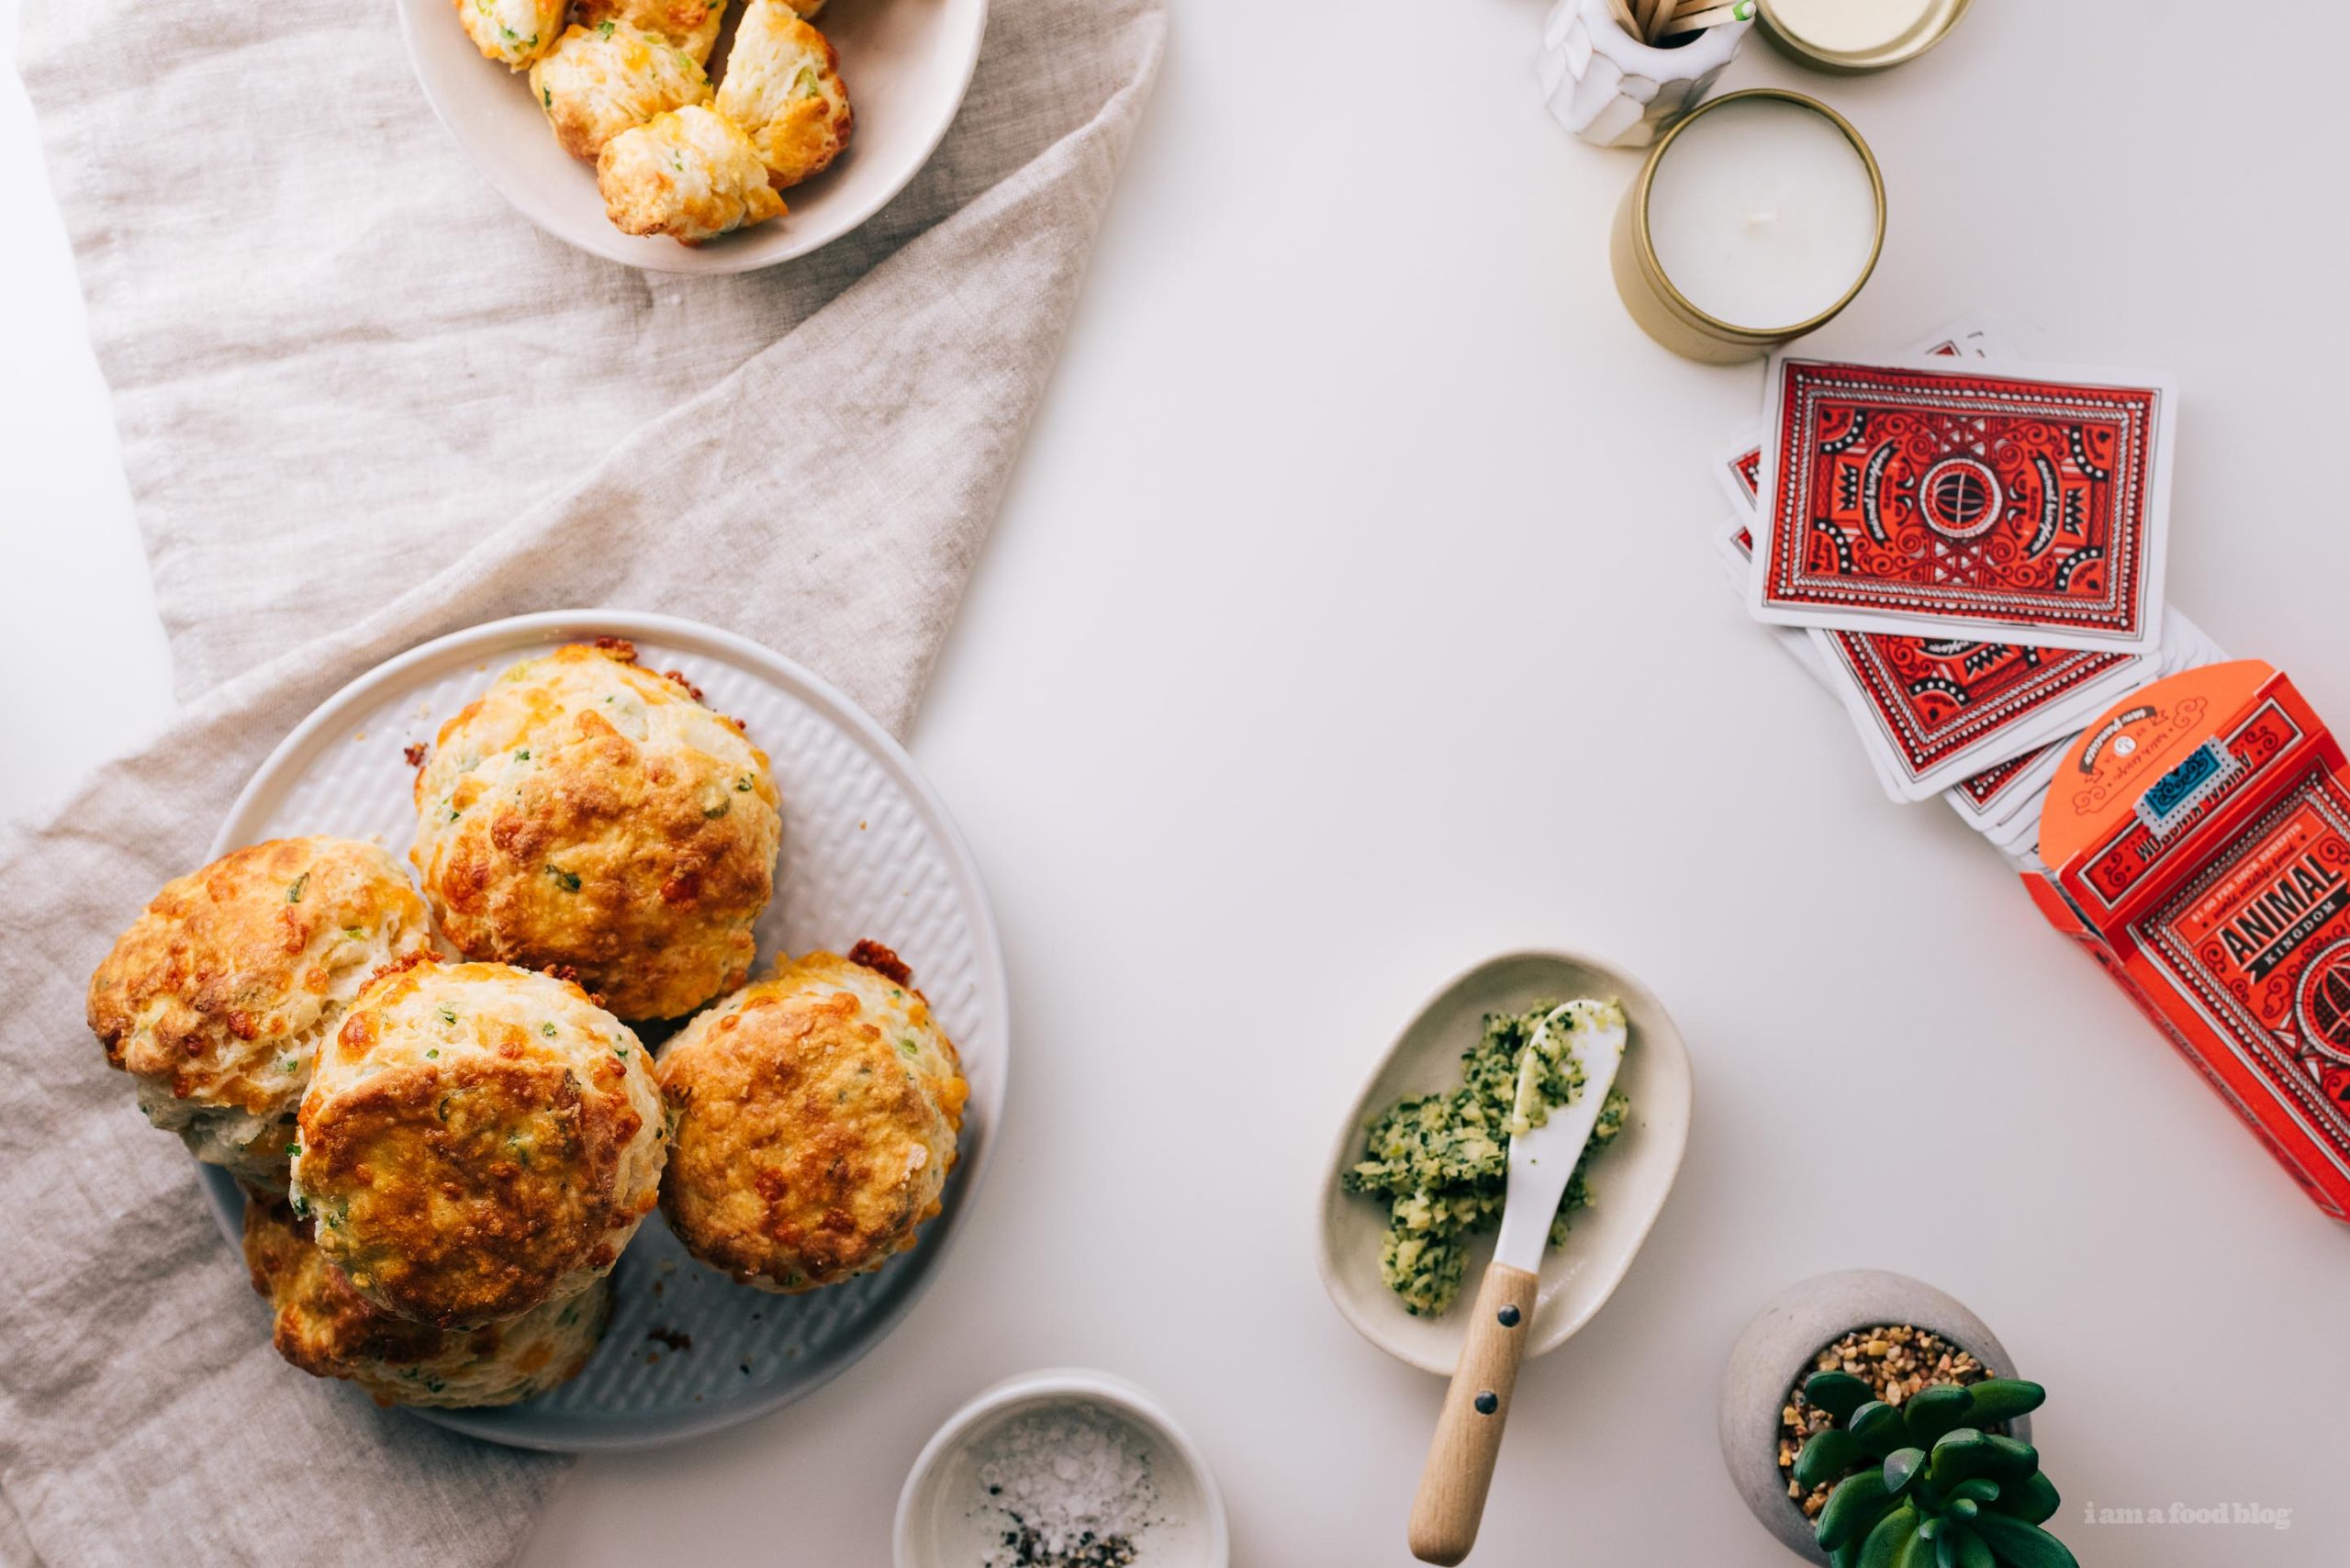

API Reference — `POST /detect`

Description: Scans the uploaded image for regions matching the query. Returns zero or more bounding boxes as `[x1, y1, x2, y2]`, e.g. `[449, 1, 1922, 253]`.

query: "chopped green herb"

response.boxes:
[284, 1142, 301, 1157]
[542, 1022, 557, 1037]
[280, 1056, 300, 1073]
[515, 747, 531, 760]
[598, 17, 615, 34]
[733, 775, 753, 791]
[436, 1006, 457, 1026]
[546, 864, 582, 892]
[426, 1048, 438, 1058]
[702, 799, 730, 819]
[284, 873, 308, 904]
[542, 87, 552, 108]
[1342, 1001, 1631, 1317]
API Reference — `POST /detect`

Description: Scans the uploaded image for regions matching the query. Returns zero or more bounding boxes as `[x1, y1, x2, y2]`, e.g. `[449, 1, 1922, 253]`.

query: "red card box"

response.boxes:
[2029, 660, 2350, 1220]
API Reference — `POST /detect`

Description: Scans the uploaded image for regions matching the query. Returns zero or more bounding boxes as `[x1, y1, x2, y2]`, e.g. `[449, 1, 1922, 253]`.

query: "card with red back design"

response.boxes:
[1819, 625, 2150, 801]
[1715, 319, 2009, 518]
[1749, 354, 2177, 654]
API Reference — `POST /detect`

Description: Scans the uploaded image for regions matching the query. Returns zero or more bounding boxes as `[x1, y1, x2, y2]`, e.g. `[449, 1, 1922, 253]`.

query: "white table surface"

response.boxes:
[8, 2, 2350, 1563]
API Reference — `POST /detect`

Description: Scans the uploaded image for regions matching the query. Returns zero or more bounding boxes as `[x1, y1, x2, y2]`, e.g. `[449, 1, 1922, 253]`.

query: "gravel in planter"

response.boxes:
[1779, 1324, 1991, 1521]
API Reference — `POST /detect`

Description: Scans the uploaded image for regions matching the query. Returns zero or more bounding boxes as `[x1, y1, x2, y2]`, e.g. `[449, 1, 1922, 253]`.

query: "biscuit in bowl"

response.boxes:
[569, 0, 728, 66]
[714, 0, 853, 190]
[410, 638, 783, 1019]
[531, 21, 714, 162]
[597, 106, 787, 246]
[657, 942, 968, 1293]
[243, 1199, 610, 1408]
[455, 0, 565, 71]
[293, 959, 666, 1327]
[87, 837, 434, 1191]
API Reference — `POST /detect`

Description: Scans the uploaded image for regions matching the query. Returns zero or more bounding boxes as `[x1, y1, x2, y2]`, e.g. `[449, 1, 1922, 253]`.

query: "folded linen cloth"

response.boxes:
[0, 0, 1163, 1562]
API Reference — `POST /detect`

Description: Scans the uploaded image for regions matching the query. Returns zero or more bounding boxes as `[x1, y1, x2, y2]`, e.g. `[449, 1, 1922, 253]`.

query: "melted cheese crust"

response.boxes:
[656, 947, 967, 1292]
[293, 960, 665, 1327]
[88, 836, 433, 1189]
[411, 640, 781, 1019]
[714, 0, 852, 189]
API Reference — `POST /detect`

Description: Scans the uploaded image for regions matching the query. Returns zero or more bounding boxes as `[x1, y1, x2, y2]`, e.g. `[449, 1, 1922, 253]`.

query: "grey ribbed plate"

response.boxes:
[198, 610, 1009, 1451]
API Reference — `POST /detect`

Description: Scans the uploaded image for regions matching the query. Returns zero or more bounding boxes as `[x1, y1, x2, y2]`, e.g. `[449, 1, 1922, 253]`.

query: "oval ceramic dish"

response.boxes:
[397, 0, 989, 274]
[1317, 949, 1694, 1375]
[198, 610, 1009, 1450]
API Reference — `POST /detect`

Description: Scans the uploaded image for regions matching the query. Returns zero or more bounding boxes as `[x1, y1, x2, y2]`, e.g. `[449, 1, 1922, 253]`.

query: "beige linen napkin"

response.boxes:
[17, 0, 1158, 706]
[0, 0, 1163, 1562]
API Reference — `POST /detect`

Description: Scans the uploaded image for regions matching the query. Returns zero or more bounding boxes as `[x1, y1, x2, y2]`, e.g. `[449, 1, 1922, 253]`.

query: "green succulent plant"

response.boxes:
[1795, 1370, 2076, 1568]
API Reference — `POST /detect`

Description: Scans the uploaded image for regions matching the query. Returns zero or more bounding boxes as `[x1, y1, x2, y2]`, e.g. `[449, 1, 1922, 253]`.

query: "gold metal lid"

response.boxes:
[1758, 0, 1971, 73]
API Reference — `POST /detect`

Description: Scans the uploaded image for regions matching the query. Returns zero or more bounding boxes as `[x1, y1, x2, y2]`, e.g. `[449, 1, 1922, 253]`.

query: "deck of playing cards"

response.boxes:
[1707, 319, 2350, 1219]
[2026, 662, 2350, 1220]
[1709, 319, 2213, 826]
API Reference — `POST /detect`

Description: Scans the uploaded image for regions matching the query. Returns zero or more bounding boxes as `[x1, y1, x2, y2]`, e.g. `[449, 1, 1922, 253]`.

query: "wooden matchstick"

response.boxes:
[1664, 0, 1753, 31]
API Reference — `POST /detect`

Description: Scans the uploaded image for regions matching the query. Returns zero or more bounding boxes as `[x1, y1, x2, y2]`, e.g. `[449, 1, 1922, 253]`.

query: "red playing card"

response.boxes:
[1751, 356, 2177, 654]
[1820, 631, 2141, 799]
[1720, 323, 1998, 516]
[1948, 739, 2059, 822]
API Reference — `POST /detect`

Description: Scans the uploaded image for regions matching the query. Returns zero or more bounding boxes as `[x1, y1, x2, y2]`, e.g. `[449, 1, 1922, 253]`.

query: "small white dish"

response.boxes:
[396, 0, 989, 274]
[895, 1369, 1229, 1568]
[1317, 948, 1695, 1375]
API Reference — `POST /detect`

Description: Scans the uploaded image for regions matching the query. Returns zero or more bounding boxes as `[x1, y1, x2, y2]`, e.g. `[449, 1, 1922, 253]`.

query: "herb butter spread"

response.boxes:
[1343, 1000, 1630, 1316]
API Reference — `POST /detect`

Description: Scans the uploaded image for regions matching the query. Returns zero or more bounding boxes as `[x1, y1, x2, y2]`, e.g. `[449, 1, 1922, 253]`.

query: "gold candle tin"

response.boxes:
[1607, 89, 1886, 365]
[1758, 0, 1972, 74]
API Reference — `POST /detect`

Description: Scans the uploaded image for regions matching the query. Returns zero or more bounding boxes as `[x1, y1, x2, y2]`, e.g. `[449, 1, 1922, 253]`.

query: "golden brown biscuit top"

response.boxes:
[411, 641, 782, 1019]
[87, 837, 432, 1111]
[657, 950, 967, 1288]
[297, 960, 661, 1327]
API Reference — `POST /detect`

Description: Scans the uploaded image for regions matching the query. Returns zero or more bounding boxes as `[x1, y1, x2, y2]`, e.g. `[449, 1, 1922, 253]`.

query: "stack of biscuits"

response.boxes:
[458, 0, 855, 246]
[86, 638, 967, 1409]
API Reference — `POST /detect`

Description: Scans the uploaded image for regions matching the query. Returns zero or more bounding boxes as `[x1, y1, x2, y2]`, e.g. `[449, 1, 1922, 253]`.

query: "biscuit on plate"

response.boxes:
[453, 0, 565, 70]
[87, 837, 433, 1191]
[293, 959, 665, 1327]
[569, 0, 728, 66]
[531, 21, 713, 162]
[243, 1199, 610, 1407]
[657, 942, 967, 1293]
[410, 638, 782, 1019]
[595, 106, 786, 245]
[714, 0, 852, 189]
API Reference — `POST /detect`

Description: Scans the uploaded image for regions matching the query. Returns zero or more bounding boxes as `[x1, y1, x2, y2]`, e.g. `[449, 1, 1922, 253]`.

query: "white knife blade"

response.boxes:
[1491, 1000, 1628, 1276]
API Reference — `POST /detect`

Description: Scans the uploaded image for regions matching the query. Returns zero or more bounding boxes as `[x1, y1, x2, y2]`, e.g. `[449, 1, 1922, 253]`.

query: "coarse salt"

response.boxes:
[971, 1403, 1159, 1567]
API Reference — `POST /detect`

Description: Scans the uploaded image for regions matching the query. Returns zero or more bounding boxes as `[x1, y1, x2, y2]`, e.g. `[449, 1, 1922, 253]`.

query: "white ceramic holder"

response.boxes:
[1539, 0, 1752, 150]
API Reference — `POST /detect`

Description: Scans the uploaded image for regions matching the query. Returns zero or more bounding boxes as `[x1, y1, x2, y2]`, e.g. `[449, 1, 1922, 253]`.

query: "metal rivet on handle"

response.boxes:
[1474, 1391, 1499, 1416]
[1497, 1305, 1521, 1327]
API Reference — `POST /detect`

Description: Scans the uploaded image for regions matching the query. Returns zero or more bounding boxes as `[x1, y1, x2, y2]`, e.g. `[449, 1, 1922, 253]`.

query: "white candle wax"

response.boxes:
[1765, 0, 1940, 56]
[1644, 96, 1878, 331]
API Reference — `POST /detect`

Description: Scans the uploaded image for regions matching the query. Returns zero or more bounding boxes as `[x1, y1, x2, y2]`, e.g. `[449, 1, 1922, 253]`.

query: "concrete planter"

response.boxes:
[1718, 1271, 2031, 1564]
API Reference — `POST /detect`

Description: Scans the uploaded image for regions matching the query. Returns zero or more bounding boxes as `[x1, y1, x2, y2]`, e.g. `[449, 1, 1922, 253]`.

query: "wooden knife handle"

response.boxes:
[1407, 1262, 1542, 1565]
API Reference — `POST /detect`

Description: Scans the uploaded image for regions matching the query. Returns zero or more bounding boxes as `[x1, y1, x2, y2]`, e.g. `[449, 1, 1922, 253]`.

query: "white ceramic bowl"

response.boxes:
[895, 1369, 1229, 1568]
[396, 0, 989, 273]
[1317, 948, 1695, 1375]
